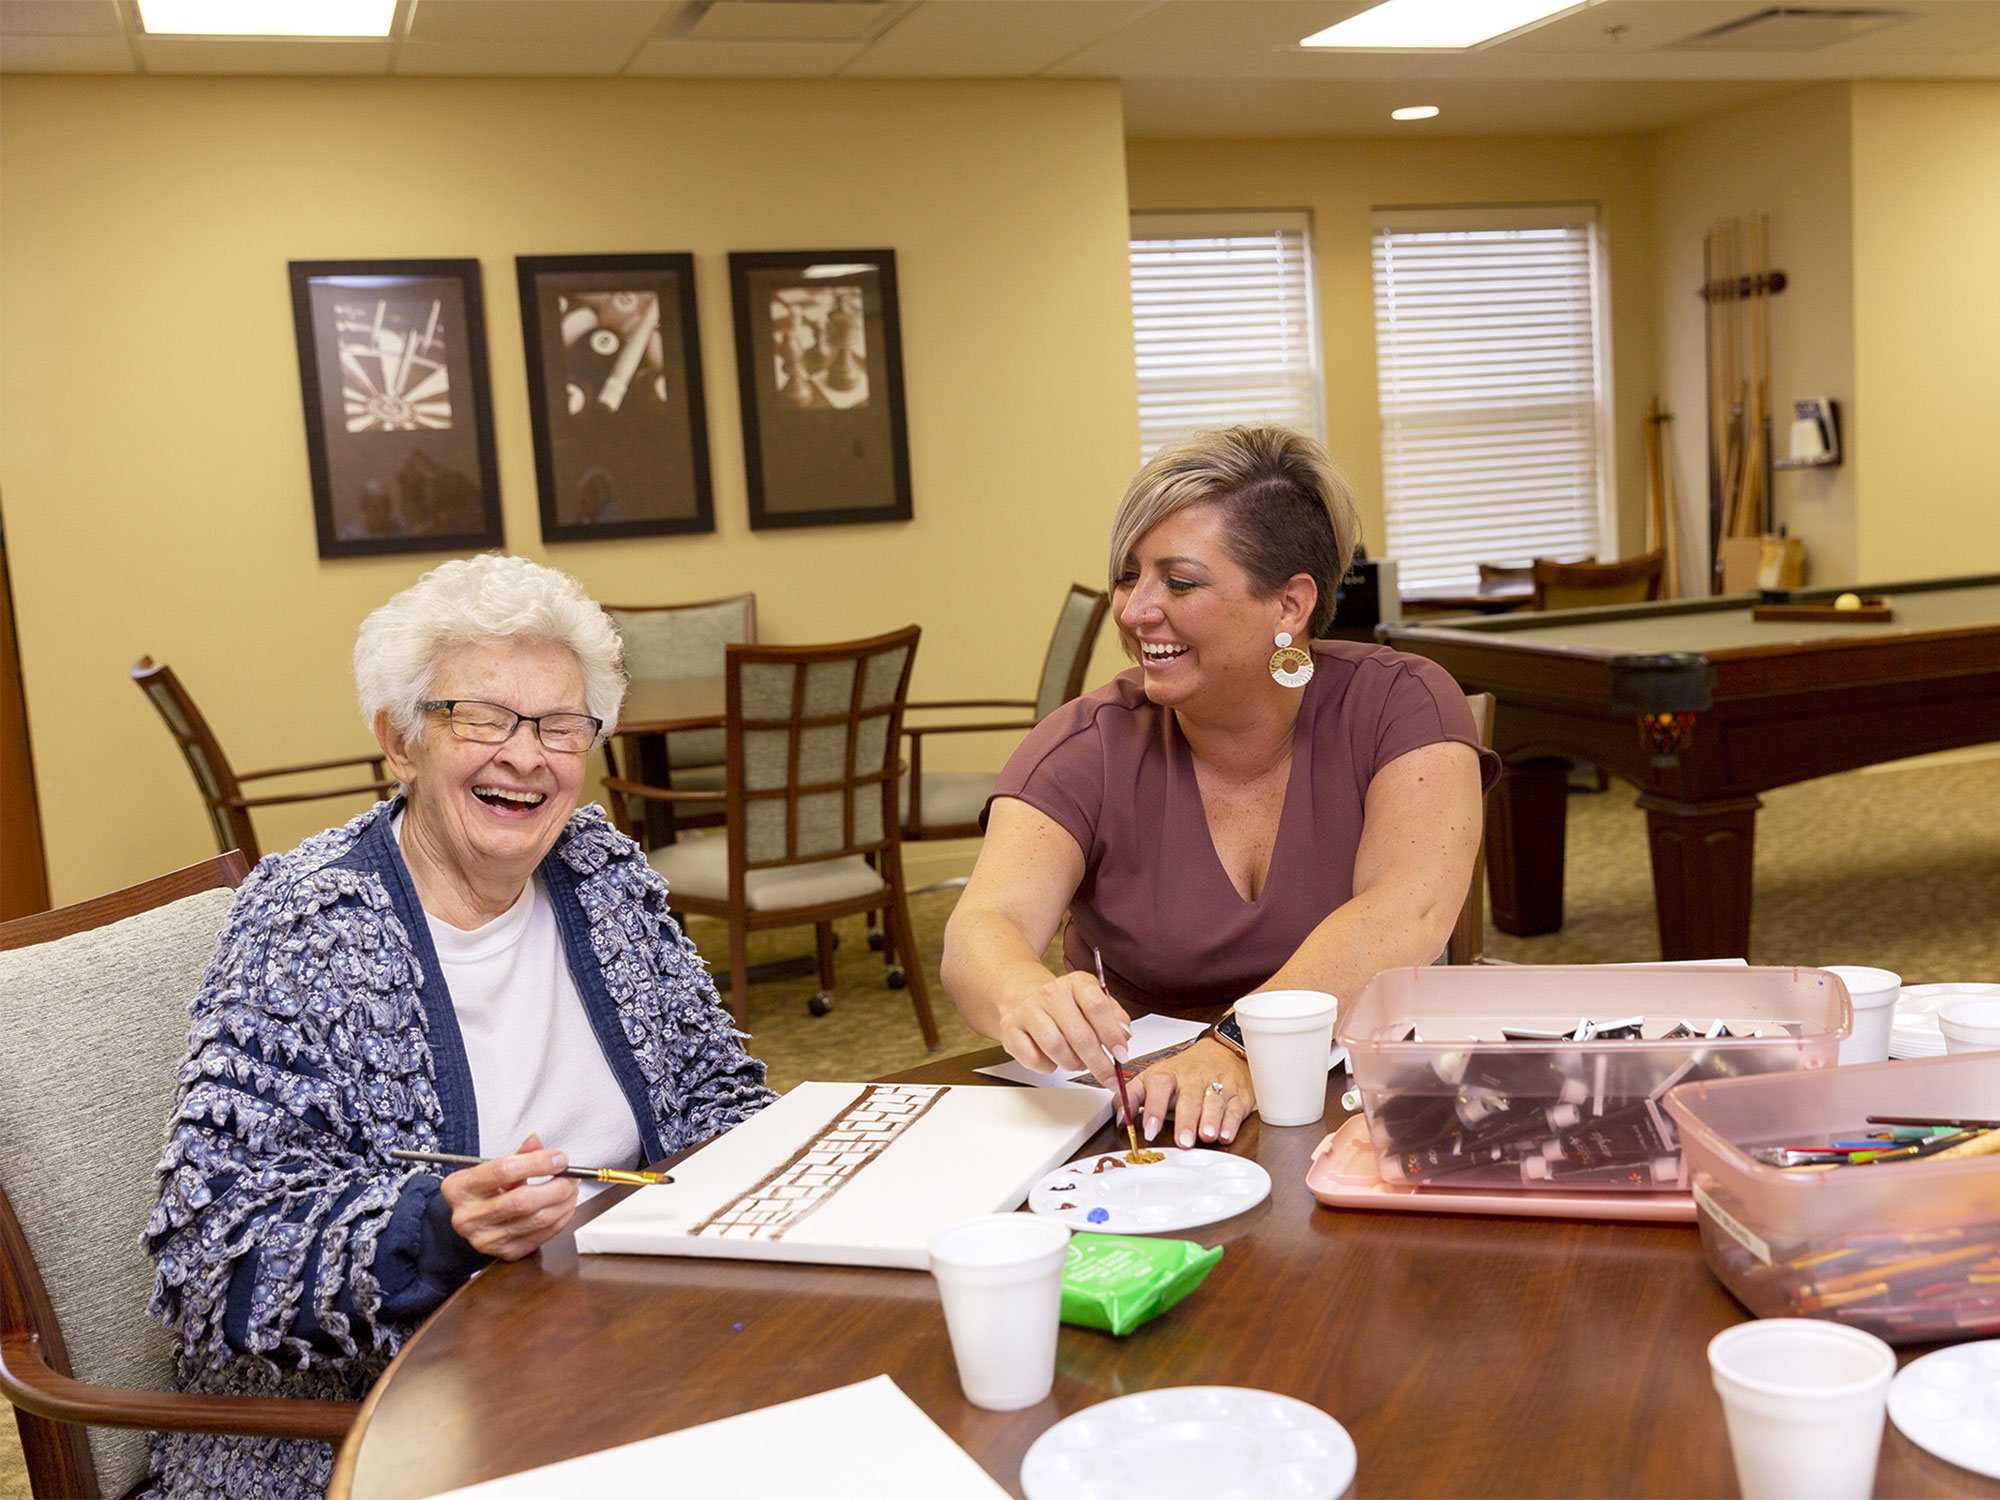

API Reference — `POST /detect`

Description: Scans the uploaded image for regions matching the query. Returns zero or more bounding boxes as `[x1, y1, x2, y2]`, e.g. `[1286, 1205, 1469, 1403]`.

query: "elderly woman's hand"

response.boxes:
[1137, 1038, 1255, 1150]
[995, 971, 1132, 1087]
[439, 1133, 579, 1261]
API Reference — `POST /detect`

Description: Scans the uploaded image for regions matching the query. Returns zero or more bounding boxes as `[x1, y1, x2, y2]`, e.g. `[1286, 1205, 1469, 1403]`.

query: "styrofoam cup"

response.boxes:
[1235, 990, 1339, 1127]
[1707, 1319, 1895, 1500]
[927, 1214, 1070, 1411]
[1936, 996, 2000, 1053]
[1823, 966, 1900, 1065]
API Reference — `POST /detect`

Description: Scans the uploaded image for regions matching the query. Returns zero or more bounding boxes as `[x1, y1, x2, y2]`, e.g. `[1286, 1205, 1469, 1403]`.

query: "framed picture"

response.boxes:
[288, 259, 503, 559]
[517, 253, 715, 542]
[728, 249, 912, 530]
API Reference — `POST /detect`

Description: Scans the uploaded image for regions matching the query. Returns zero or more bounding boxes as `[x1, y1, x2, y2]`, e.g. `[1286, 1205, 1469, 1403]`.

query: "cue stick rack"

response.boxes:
[1700, 215, 1786, 593]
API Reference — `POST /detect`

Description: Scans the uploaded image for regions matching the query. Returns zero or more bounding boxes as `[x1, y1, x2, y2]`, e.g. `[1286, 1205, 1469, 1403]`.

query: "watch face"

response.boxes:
[1216, 1013, 1246, 1053]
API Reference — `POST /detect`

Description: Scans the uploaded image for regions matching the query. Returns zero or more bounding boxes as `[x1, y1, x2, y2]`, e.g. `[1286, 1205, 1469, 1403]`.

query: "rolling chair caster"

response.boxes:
[808, 991, 834, 1017]
[885, 967, 907, 991]
[867, 931, 884, 952]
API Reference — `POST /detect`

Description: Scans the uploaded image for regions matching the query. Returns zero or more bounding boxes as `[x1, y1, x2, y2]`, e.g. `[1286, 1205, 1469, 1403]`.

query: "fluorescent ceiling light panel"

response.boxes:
[1391, 105, 1441, 120]
[1302, 0, 1589, 50]
[137, 0, 397, 37]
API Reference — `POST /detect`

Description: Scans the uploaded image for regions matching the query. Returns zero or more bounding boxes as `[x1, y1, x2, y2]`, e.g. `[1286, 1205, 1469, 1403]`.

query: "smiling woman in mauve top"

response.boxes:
[943, 426, 1499, 1152]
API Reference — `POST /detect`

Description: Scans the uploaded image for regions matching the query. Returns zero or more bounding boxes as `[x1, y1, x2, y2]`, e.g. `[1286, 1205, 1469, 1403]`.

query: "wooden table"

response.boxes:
[1400, 581, 1536, 616]
[1380, 573, 2000, 959]
[330, 1052, 2000, 1499]
[615, 675, 725, 848]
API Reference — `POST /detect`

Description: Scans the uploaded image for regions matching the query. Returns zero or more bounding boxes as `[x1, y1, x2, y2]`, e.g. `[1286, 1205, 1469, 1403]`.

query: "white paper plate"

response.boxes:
[1893, 983, 2000, 1059]
[1888, 1340, 2000, 1480]
[1027, 1147, 1271, 1234]
[1020, 1386, 1357, 1500]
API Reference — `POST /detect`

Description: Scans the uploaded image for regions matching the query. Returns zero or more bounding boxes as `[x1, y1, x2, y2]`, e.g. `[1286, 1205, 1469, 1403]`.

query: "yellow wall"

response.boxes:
[1851, 80, 2000, 580]
[1651, 85, 1857, 589]
[0, 77, 1139, 904]
[1125, 133, 1658, 566]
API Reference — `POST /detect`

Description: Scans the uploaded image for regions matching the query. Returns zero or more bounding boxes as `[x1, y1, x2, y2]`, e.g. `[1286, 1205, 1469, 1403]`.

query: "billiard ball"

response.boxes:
[1834, 592, 1863, 610]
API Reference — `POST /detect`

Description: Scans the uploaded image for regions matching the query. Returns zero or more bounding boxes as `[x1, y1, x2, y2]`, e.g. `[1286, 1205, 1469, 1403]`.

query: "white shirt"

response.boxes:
[408, 837, 644, 1198]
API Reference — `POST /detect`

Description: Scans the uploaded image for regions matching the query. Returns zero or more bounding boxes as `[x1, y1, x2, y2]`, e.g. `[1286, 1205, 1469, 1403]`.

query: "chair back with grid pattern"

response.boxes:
[1031, 584, 1110, 721]
[130, 657, 256, 861]
[724, 627, 919, 883]
[606, 595, 755, 770]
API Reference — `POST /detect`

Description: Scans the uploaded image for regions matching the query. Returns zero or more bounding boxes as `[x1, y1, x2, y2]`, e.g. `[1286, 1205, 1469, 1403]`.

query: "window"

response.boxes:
[1371, 206, 1612, 591]
[1129, 211, 1325, 461]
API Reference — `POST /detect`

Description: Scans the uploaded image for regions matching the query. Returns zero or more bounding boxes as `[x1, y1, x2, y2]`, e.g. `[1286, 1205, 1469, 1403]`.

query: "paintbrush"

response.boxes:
[390, 1148, 672, 1186]
[1093, 946, 1142, 1156]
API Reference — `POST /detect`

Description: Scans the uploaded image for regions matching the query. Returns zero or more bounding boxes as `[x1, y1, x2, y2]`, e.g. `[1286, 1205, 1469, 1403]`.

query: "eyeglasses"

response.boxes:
[420, 700, 603, 754]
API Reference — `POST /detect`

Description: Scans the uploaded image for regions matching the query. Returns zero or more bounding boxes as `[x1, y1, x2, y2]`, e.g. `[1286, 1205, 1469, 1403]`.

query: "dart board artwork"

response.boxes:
[517, 254, 714, 543]
[288, 259, 503, 560]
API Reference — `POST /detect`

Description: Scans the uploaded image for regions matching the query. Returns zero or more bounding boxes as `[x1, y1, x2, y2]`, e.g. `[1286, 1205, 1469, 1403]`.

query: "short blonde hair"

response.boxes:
[354, 554, 626, 742]
[1107, 426, 1360, 638]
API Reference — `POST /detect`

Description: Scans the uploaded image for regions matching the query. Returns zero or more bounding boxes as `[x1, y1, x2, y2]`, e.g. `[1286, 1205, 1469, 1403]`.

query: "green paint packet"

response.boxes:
[1059, 1233, 1224, 1336]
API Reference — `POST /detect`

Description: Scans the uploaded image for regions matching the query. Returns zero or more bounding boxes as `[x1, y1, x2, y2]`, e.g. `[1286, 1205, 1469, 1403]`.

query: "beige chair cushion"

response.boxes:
[648, 836, 886, 913]
[0, 885, 237, 1497]
[901, 771, 998, 831]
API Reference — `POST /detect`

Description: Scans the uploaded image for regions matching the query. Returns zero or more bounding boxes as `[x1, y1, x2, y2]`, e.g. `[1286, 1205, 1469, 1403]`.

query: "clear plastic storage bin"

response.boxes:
[1336, 965, 1848, 1193]
[1663, 1053, 2000, 1343]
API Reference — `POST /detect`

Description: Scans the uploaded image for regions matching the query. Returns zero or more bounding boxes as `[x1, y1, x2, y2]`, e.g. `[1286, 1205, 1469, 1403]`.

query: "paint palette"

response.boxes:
[1888, 1340, 2000, 1479]
[1027, 1147, 1270, 1234]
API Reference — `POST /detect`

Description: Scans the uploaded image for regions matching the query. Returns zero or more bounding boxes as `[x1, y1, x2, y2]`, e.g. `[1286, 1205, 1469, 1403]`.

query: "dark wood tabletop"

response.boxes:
[618, 674, 726, 736]
[329, 1050, 2000, 1499]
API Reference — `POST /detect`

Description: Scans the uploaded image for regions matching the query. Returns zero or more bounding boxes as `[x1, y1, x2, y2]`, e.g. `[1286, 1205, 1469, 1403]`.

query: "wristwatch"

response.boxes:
[1206, 1010, 1246, 1058]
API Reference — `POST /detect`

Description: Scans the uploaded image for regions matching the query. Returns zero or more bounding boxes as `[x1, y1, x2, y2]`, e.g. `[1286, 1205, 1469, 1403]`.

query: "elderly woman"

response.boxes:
[944, 426, 1499, 1151]
[144, 555, 771, 1500]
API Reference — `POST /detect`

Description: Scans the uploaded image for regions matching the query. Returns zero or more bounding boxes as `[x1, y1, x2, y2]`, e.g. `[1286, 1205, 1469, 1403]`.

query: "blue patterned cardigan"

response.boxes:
[143, 801, 773, 1500]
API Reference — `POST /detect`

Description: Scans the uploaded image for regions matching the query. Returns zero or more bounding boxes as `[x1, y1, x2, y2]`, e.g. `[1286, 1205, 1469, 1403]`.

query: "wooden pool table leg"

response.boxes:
[1487, 758, 1570, 936]
[1636, 793, 1761, 959]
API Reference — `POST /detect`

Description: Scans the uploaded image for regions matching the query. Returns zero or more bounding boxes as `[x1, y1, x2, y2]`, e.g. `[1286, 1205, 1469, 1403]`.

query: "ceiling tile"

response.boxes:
[0, 0, 121, 36]
[0, 30, 131, 68]
[687, 1, 907, 43]
[398, 38, 640, 73]
[624, 36, 864, 74]
[135, 36, 393, 73]
[406, 0, 671, 46]
[844, 1, 1155, 78]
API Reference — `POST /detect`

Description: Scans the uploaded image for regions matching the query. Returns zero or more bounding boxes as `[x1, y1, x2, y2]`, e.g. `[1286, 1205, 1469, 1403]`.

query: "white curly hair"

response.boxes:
[354, 554, 626, 743]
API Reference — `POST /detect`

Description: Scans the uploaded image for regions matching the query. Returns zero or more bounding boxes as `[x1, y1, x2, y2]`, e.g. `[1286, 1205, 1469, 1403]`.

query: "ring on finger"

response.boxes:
[1205, 1081, 1227, 1099]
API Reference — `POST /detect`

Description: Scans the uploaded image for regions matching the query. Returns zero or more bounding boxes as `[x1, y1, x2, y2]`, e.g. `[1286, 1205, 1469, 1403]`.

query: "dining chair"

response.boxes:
[131, 657, 395, 865]
[1447, 692, 1496, 965]
[607, 626, 940, 1047]
[0, 854, 359, 1499]
[900, 583, 1110, 843]
[1530, 551, 1665, 611]
[601, 593, 756, 844]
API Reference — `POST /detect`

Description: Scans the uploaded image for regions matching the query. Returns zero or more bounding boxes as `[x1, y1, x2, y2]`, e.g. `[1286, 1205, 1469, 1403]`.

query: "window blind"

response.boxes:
[1130, 212, 1325, 461]
[1372, 214, 1608, 592]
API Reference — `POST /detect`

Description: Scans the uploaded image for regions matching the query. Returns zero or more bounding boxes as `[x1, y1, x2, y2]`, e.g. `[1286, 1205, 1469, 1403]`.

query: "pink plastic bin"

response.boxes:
[1663, 1052, 2000, 1343]
[1336, 965, 1847, 1193]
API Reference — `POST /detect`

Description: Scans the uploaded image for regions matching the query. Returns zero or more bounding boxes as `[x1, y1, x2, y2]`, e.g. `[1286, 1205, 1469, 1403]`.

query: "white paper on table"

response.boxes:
[424, 1375, 1007, 1500]
[976, 1013, 1348, 1084]
[574, 1081, 1109, 1268]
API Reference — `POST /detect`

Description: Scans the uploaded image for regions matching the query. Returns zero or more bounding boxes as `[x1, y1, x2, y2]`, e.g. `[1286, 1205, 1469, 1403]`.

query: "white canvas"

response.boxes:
[426, 1375, 1008, 1499]
[574, 1082, 1111, 1269]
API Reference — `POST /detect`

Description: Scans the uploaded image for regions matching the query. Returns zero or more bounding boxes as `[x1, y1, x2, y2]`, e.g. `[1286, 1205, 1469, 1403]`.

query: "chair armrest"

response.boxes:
[1, 1331, 358, 1440]
[904, 699, 1035, 713]
[903, 720, 1036, 741]
[229, 780, 398, 810]
[236, 754, 387, 781]
[600, 777, 726, 805]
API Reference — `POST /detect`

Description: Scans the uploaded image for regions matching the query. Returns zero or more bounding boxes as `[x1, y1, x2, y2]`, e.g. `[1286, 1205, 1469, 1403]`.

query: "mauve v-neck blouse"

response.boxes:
[985, 640, 1502, 1019]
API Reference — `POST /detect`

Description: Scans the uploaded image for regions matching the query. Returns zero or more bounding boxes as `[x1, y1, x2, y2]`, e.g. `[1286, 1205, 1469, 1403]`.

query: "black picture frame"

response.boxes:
[517, 253, 715, 542]
[288, 259, 503, 560]
[728, 249, 912, 530]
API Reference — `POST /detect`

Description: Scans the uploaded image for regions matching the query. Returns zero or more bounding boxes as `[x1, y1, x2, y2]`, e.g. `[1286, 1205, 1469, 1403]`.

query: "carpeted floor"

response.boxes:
[4, 754, 1994, 1496]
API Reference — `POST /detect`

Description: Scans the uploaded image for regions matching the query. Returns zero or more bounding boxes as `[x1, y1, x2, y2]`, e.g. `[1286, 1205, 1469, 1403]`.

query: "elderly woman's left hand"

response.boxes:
[1135, 1038, 1255, 1150]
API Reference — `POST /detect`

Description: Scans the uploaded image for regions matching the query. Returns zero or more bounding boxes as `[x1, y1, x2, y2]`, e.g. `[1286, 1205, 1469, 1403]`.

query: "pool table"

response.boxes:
[1378, 574, 2000, 960]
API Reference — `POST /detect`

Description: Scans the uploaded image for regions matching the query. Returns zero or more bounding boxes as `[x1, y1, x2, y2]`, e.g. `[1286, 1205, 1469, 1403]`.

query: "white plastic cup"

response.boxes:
[1823, 966, 1900, 1065]
[1936, 995, 2000, 1053]
[927, 1214, 1071, 1411]
[1235, 990, 1339, 1128]
[1707, 1319, 1895, 1500]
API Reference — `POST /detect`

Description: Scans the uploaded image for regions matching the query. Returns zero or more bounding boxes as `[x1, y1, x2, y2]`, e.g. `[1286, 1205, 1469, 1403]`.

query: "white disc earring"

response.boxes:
[1269, 631, 1313, 688]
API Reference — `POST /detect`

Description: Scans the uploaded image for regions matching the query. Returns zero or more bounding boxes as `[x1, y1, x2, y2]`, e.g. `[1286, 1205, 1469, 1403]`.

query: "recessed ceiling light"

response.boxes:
[1303, 0, 1593, 50]
[1392, 105, 1442, 121]
[136, 0, 397, 38]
